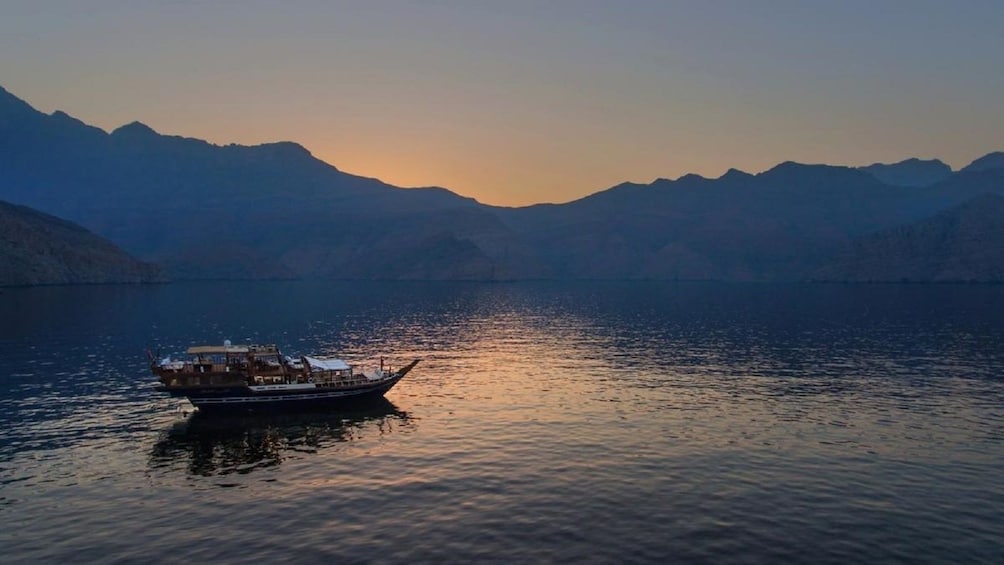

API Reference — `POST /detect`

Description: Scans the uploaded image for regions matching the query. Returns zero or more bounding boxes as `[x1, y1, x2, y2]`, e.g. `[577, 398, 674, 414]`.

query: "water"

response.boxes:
[1, 281, 1002, 563]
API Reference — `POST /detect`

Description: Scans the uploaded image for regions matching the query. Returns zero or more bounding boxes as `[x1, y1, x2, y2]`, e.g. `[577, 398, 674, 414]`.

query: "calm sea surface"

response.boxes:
[1, 281, 1002, 563]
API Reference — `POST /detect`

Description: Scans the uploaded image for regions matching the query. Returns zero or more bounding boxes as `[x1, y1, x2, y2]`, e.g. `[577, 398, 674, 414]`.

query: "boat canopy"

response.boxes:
[304, 356, 351, 371]
[187, 345, 251, 355]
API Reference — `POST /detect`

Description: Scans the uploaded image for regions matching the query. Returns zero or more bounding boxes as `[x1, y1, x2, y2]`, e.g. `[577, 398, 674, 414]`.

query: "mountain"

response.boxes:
[961, 151, 1004, 174]
[858, 158, 952, 187]
[493, 161, 1004, 281]
[816, 193, 1004, 282]
[0, 85, 531, 280]
[2, 84, 1003, 282]
[0, 200, 163, 286]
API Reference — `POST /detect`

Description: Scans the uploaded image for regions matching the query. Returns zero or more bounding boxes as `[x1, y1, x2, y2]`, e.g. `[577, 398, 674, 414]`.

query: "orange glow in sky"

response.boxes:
[2, 2, 1002, 206]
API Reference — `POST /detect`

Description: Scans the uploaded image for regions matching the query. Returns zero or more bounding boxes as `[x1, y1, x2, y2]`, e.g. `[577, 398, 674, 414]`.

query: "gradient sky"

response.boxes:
[2, 1, 1003, 206]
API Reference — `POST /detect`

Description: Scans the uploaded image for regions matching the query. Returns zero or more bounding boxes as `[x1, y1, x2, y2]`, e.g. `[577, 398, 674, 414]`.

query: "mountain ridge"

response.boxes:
[0, 199, 164, 286]
[2, 84, 1003, 282]
[816, 193, 1004, 282]
[858, 158, 953, 187]
[961, 151, 1004, 174]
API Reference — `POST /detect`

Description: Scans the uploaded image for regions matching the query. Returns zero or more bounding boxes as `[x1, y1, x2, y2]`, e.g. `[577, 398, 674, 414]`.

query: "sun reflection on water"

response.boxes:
[1, 281, 1003, 562]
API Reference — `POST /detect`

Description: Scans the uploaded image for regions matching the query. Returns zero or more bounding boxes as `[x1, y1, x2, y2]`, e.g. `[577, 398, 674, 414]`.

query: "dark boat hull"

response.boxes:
[176, 374, 405, 413]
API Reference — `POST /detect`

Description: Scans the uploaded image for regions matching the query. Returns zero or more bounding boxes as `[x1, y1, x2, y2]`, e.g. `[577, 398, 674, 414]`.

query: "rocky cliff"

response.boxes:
[815, 193, 1004, 282]
[0, 200, 164, 286]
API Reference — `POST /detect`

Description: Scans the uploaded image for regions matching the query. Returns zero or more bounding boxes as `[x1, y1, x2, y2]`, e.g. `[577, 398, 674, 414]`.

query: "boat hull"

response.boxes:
[177, 375, 405, 413]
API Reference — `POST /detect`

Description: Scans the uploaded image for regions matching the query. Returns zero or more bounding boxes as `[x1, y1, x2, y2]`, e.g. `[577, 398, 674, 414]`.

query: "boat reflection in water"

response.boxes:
[149, 399, 412, 477]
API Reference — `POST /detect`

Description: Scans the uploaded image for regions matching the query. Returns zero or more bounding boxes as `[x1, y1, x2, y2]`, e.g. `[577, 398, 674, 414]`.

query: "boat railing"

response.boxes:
[160, 361, 250, 374]
[313, 371, 390, 388]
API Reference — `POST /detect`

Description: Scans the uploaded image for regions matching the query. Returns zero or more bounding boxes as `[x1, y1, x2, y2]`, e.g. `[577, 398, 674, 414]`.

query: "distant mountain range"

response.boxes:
[0, 199, 162, 286]
[817, 193, 1004, 282]
[1, 84, 1003, 283]
[858, 158, 952, 187]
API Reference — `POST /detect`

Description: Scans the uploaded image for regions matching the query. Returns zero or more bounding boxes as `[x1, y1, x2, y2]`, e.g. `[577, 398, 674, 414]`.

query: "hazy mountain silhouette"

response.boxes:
[0, 85, 528, 280]
[816, 193, 1004, 282]
[2, 84, 1003, 282]
[858, 158, 952, 187]
[960, 151, 1004, 174]
[493, 161, 1004, 280]
[0, 199, 163, 286]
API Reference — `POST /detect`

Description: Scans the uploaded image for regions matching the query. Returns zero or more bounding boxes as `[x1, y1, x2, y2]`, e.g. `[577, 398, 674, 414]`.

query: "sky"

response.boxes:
[2, 0, 1003, 206]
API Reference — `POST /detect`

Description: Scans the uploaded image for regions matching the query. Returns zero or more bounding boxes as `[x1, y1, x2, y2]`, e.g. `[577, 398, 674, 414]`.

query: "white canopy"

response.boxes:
[304, 356, 351, 371]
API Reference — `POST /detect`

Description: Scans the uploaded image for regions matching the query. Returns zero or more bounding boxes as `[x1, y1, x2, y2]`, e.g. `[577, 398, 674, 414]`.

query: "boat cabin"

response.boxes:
[153, 342, 296, 388]
[152, 341, 398, 391]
